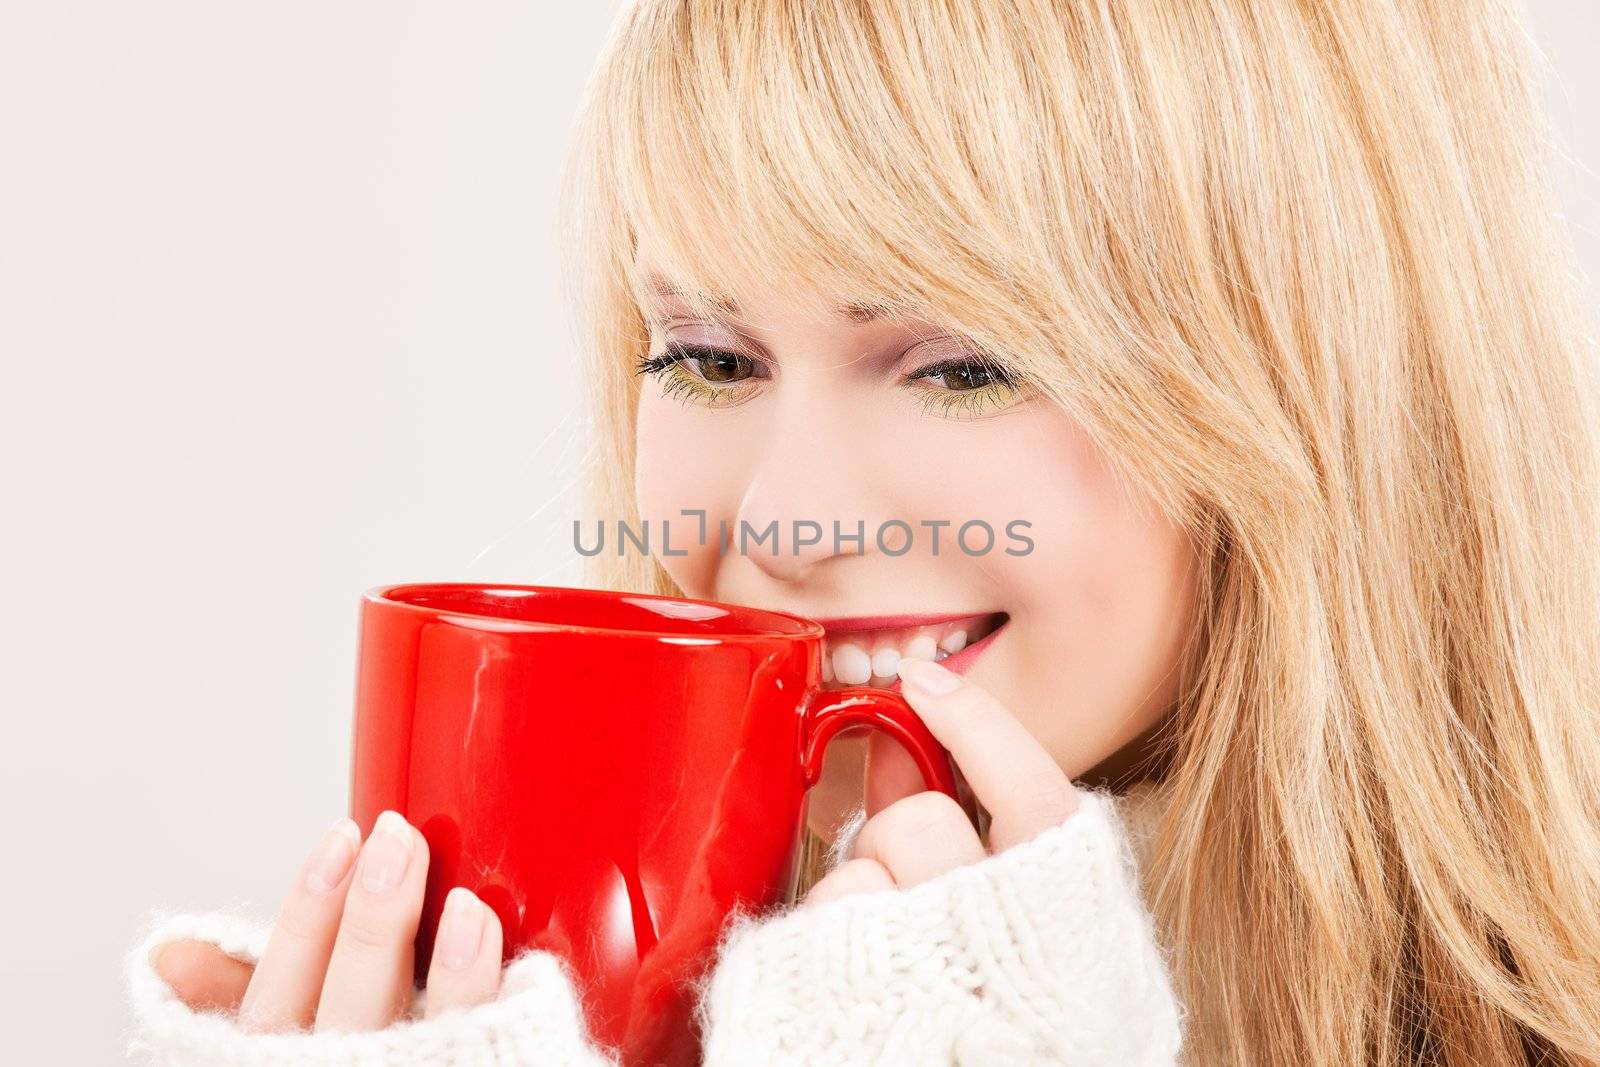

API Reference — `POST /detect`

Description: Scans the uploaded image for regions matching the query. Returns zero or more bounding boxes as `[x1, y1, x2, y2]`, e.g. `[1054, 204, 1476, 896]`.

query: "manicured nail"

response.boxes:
[897, 657, 963, 696]
[358, 810, 415, 894]
[437, 887, 486, 971]
[302, 817, 362, 895]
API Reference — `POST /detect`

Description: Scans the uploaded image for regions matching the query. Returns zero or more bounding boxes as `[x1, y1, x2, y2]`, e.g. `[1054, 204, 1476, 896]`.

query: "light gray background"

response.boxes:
[0, 2, 1593, 1062]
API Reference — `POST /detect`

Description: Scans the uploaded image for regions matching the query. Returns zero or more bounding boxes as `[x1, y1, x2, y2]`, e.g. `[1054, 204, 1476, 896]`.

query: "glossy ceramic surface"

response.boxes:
[350, 582, 958, 1067]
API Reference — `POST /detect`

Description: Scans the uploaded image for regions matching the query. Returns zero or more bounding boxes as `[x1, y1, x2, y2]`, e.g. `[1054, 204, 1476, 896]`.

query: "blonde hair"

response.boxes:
[555, 1, 1600, 1063]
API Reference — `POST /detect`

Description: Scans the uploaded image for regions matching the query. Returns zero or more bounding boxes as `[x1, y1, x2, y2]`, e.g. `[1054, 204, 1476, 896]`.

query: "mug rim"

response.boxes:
[364, 581, 826, 642]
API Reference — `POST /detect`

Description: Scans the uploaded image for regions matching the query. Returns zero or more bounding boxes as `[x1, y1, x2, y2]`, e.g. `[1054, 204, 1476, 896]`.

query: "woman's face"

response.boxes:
[632, 256, 1200, 818]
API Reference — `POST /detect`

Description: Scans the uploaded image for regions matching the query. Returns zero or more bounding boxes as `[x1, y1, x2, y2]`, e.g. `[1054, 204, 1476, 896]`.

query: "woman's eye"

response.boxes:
[917, 359, 1012, 391]
[690, 348, 757, 384]
[902, 353, 1029, 418]
[633, 342, 765, 407]
[632, 339, 1029, 419]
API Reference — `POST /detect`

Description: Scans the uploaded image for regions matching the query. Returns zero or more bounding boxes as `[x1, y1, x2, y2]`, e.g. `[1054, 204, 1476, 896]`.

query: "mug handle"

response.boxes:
[800, 686, 959, 799]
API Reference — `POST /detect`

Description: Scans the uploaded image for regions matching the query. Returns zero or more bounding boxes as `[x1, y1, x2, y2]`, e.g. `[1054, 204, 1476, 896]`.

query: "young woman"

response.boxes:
[125, 0, 1600, 1063]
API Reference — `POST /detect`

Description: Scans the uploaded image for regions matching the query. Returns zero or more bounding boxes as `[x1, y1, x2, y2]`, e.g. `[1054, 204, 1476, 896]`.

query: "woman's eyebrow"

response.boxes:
[642, 273, 884, 325]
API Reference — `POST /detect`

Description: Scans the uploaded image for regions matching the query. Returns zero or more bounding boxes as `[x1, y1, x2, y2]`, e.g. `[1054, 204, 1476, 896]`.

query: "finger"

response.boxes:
[895, 658, 1079, 852]
[423, 888, 504, 1019]
[864, 729, 925, 818]
[867, 728, 984, 829]
[237, 818, 363, 1033]
[849, 790, 986, 888]
[801, 857, 896, 906]
[152, 940, 255, 1013]
[315, 810, 429, 1033]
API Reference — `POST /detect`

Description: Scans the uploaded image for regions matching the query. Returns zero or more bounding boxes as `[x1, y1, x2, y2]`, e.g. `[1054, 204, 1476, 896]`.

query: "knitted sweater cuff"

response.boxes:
[695, 789, 1184, 1067]
[123, 909, 619, 1066]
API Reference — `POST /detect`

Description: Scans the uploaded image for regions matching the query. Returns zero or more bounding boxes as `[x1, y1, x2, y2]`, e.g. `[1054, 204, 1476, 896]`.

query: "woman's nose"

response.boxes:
[730, 416, 890, 585]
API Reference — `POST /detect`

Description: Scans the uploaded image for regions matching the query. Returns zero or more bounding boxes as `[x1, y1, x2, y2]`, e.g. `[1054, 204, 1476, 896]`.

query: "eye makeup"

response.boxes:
[633, 338, 1030, 419]
[634, 342, 768, 409]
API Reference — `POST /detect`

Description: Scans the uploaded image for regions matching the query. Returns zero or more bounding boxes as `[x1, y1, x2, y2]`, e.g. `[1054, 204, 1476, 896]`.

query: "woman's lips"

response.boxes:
[811, 610, 998, 634]
[818, 612, 1008, 691]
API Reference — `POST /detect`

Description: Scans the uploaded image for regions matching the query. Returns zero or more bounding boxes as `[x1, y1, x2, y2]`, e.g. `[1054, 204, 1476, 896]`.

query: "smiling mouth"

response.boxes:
[818, 611, 1009, 691]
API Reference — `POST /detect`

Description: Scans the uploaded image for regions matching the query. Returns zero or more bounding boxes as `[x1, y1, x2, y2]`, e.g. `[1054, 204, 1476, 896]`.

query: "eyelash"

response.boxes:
[632, 341, 1026, 418]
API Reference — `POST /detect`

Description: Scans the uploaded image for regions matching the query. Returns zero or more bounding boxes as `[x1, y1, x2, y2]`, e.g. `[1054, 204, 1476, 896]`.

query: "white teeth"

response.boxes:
[821, 615, 1005, 688]
[870, 646, 900, 682]
[832, 644, 872, 685]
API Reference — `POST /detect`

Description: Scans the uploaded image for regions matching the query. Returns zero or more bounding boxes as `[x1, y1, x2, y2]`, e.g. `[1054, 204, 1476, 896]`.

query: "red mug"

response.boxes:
[350, 581, 961, 1067]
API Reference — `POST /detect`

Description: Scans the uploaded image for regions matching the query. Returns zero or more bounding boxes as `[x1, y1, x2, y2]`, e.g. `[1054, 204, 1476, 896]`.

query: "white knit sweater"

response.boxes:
[124, 785, 1183, 1065]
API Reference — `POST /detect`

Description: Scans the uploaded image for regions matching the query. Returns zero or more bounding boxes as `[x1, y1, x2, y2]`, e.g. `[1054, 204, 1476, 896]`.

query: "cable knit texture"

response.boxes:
[124, 784, 1182, 1065]
[125, 910, 620, 1066]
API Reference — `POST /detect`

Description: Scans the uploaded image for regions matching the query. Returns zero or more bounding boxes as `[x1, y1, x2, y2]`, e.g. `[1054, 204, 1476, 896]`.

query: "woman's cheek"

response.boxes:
[937, 406, 1196, 775]
[633, 396, 737, 596]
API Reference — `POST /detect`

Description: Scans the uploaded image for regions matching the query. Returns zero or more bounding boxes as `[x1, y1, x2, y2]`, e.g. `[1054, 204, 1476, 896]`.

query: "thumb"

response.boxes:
[864, 731, 932, 818]
[150, 939, 255, 1013]
[865, 731, 983, 828]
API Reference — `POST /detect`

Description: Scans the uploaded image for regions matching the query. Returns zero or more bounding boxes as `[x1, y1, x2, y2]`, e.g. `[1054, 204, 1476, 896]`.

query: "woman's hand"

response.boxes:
[150, 811, 504, 1031]
[803, 657, 1080, 904]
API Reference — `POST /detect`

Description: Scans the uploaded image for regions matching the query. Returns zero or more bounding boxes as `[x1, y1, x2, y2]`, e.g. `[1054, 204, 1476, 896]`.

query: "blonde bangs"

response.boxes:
[609, 0, 1073, 320]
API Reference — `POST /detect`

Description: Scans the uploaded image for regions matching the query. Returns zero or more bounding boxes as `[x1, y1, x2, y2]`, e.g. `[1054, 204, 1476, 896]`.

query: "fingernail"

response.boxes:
[358, 810, 415, 894]
[302, 817, 362, 895]
[897, 657, 963, 696]
[437, 887, 485, 971]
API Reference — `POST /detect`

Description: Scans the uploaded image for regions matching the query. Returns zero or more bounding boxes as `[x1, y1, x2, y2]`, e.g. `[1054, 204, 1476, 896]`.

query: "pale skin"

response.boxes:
[152, 263, 1199, 1026]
